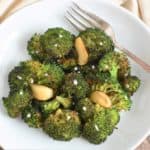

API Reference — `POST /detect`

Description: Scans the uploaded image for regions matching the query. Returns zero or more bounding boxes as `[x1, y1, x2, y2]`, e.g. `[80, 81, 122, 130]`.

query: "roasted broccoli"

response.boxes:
[36, 96, 72, 117]
[41, 28, 74, 58]
[120, 76, 140, 96]
[80, 63, 99, 85]
[75, 98, 95, 121]
[2, 27, 141, 144]
[92, 81, 132, 111]
[39, 100, 60, 117]
[8, 66, 31, 93]
[22, 104, 42, 128]
[83, 107, 119, 144]
[3, 90, 31, 118]
[58, 58, 77, 70]
[43, 109, 81, 141]
[9, 60, 64, 91]
[98, 51, 130, 81]
[79, 28, 114, 61]
[62, 73, 90, 99]
[27, 33, 49, 61]
[54, 96, 72, 109]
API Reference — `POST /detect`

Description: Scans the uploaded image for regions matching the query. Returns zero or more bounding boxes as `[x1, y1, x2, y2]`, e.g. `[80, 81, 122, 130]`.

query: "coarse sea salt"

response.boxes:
[94, 124, 99, 131]
[73, 79, 78, 85]
[82, 106, 87, 111]
[19, 91, 23, 95]
[27, 113, 31, 118]
[17, 75, 22, 80]
[67, 115, 71, 120]
[59, 34, 63, 38]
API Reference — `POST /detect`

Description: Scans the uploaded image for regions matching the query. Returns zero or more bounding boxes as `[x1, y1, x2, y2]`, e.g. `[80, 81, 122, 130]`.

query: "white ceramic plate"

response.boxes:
[0, 0, 150, 149]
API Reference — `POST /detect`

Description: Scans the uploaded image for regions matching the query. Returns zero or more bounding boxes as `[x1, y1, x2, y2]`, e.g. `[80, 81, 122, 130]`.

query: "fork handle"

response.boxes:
[115, 42, 150, 72]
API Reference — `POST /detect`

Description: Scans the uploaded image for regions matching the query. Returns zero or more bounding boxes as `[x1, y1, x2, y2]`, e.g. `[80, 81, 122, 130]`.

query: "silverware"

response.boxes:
[66, 2, 150, 72]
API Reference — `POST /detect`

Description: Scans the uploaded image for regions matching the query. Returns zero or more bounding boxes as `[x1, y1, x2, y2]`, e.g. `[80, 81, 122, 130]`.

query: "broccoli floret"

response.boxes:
[54, 96, 72, 109]
[58, 58, 77, 70]
[9, 60, 64, 91]
[62, 73, 90, 99]
[43, 109, 81, 141]
[41, 28, 74, 58]
[3, 90, 31, 118]
[98, 51, 130, 81]
[39, 100, 60, 117]
[37, 96, 72, 117]
[109, 92, 132, 111]
[27, 34, 49, 61]
[80, 63, 99, 85]
[8, 66, 31, 93]
[83, 108, 119, 144]
[75, 98, 95, 121]
[92, 81, 132, 111]
[79, 28, 114, 61]
[120, 76, 140, 96]
[22, 104, 42, 128]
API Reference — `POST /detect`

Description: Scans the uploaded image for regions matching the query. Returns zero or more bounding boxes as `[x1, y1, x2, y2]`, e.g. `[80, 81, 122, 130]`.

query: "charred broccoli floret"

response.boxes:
[43, 109, 81, 141]
[22, 104, 42, 128]
[75, 98, 95, 121]
[83, 107, 119, 144]
[3, 90, 31, 118]
[98, 51, 130, 81]
[58, 58, 77, 70]
[27, 34, 49, 61]
[62, 73, 90, 99]
[41, 28, 74, 58]
[8, 66, 31, 93]
[120, 76, 140, 96]
[39, 100, 60, 117]
[80, 63, 99, 85]
[37, 96, 72, 117]
[79, 28, 114, 61]
[92, 81, 132, 111]
[9, 60, 64, 91]
[54, 96, 72, 109]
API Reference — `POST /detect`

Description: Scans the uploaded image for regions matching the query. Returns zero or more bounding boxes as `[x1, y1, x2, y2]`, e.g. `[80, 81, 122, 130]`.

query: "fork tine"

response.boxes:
[73, 2, 109, 30]
[65, 15, 84, 31]
[67, 10, 90, 29]
[70, 6, 98, 28]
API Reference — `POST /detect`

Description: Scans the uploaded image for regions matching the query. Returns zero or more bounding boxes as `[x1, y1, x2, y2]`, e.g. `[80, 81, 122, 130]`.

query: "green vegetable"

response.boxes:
[39, 100, 60, 117]
[9, 60, 64, 91]
[3, 27, 141, 144]
[120, 76, 140, 96]
[37, 96, 72, 117]
[92, 81, 132, 111]
[27, 33, 49, 61]
[98, 51, 130, 81]
[79, 28, 114, 61]
[83, 107, 120, 144]
[22, 104, 42, 128]
[80, 63, 99, 85]
[54, 96, 72, 109]
[3, 90, 31, 118]
[41, 28, 74, 58]
[43, 109, 81, 141]
[62, 73, 90, 99]
[75, 98, 95, 121]
[58, 58, 77, 70]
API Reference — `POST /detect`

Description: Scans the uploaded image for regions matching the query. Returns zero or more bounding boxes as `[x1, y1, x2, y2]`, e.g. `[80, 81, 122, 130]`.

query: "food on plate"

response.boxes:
[2, 27, 140, 144]
[79, 28, 114, 62]
[43, 109, 81, 141]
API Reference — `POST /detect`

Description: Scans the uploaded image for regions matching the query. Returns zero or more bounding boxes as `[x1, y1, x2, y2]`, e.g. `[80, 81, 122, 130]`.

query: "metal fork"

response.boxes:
[65, 2, 150, 72]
